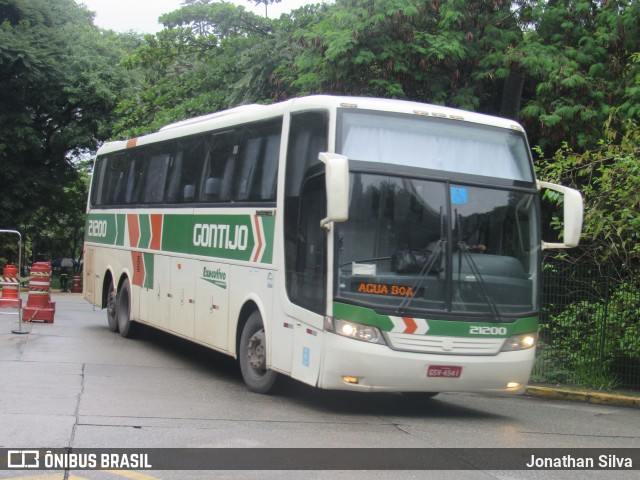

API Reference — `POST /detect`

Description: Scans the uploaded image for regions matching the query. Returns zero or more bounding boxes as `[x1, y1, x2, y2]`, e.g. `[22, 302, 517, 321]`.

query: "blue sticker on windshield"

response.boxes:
[451, 187, 468, 205]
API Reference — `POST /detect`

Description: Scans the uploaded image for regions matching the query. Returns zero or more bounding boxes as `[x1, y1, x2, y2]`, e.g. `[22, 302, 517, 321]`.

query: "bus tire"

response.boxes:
[106, 279, 119, 332]
[239, 311, 277, 394]
[116, 279, 138, 338]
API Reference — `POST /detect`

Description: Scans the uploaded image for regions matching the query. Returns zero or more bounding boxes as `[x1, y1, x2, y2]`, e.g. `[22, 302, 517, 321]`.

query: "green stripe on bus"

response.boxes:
[332, 302, 538, 337]
[115, 214, 125, 246]
[138, 214, 151, 249]
[86, 214, 122, 245]
[260, 215, 275, 264]
[143, 252, 154, 289]
[86, 212, 273, 264]
[161, 213, 271, 263]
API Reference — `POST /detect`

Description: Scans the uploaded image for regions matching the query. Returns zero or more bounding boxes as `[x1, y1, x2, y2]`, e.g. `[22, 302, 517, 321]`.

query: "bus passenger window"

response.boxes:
[90, 157, 105, 206]
[175, 135, 209, 203]
[164, 150, 183, 203]
[142, 152, 171, 203]
[199, 131, 237, 203]
[257, 133, 280, 200]
[233, 118, 281, 202]
[104, 154, 130, 205]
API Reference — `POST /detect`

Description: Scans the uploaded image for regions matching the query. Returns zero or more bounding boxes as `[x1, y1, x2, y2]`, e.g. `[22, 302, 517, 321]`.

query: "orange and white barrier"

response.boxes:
[22, 262, 56, 323]
[0, 264, 20, 308]
[71, 273, 82, 293]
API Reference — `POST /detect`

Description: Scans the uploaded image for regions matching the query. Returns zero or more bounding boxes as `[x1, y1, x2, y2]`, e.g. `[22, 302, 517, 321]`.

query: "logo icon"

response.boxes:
[8, 450, 40, 469]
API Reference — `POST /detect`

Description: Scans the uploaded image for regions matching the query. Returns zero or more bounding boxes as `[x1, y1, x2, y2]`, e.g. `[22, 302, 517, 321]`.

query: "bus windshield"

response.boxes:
[339, 110, 534, 182]
[335, 173, 539, 318]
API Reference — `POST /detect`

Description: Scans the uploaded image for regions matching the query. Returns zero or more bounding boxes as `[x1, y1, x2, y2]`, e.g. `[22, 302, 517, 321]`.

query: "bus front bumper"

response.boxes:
[318, 332, 536, 394]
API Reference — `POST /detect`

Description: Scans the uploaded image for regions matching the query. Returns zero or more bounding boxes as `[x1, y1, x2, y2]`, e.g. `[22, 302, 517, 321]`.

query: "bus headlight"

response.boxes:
[325, 317, 386, 345]
[501, 332, 538, 352]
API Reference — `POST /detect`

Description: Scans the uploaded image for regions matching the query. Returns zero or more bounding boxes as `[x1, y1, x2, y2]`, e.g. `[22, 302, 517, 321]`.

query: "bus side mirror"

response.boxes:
[538, 181, 584, 249]
[319, 152, 349, 228]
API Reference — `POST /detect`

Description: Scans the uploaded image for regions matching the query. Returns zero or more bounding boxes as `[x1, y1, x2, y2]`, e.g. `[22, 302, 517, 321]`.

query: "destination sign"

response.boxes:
[352, 282, 421, 297]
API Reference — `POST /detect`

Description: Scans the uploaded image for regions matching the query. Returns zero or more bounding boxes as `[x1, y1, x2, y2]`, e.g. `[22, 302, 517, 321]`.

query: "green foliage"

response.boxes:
[536, 122, 640, 269]
[0, 0, 141, 259]
[110, 0, 640, 159]
[535, 279, 640, 390]
[518, 0, 640, 153]
[285, 0, 524, 113]
[112, 1, 318, 137]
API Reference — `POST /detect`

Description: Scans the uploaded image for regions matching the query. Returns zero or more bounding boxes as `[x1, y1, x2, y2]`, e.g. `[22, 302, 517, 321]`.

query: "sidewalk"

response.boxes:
[526, 385, 640, 408]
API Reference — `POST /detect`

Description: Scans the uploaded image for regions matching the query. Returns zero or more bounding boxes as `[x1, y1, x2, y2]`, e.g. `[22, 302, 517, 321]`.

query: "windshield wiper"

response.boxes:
[457, 242, 502, 322]
[396, 239, 446, 315]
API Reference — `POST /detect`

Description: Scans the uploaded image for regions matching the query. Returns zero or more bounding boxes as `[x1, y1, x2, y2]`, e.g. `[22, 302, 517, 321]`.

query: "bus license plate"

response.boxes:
[427, 365, 462, 378]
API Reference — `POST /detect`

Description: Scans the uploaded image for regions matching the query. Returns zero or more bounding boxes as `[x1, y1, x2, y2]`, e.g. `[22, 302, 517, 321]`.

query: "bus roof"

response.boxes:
[96, 95, 525, 156]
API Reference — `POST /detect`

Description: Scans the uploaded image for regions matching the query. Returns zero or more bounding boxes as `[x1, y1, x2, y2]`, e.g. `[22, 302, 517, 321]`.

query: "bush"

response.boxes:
[535, 277, 640, 390]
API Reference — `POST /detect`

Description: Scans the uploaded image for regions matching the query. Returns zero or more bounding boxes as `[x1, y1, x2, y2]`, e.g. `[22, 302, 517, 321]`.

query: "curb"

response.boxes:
[526, 386, 640, 409]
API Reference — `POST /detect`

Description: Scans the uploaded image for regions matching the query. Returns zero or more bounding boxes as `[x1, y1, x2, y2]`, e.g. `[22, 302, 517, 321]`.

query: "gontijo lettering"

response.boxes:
[193, 223, 248, 250]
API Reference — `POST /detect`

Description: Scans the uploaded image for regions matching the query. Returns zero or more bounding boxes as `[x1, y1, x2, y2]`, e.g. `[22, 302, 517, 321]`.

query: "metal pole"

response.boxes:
[0, 229, 27, 334]
[599, 270, 609, 368]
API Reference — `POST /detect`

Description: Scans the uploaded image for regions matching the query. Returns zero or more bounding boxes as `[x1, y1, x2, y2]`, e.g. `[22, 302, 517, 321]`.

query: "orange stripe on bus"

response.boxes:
[131, 251, 145, 287]
[252, 216, 263, 262]
[403, 317, 417, 334]
[149, 214, 163, 250]
[127, 214, 140, 248]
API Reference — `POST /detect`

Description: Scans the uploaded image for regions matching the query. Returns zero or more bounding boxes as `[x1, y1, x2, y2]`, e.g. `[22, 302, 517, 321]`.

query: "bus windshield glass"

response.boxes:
[339, 110, 534, 182]
[335, 174, 539, 318]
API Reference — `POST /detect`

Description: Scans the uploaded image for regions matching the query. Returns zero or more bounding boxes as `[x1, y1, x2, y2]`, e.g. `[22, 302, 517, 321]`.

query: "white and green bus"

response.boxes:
[84, 95, 582, 395]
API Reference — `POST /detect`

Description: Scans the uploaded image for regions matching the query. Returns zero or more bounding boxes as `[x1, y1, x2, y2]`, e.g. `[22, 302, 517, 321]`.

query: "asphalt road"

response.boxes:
[1, 294, 639, 480]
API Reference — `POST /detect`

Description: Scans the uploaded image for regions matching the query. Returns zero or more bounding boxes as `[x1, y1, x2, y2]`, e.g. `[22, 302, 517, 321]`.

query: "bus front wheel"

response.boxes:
[239, 311, 277, 394]
[106, 279, 119, 332]
[116, 279, 138, 338]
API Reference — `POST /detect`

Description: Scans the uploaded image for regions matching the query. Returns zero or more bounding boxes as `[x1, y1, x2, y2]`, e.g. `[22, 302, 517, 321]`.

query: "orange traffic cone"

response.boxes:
[22, 262, 56, 323]
[0, 264, 21, 308]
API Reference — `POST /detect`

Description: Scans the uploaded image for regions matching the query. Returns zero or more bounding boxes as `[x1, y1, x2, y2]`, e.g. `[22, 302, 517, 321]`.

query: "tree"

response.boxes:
[23, 159, 91, 261]
[113, 1, 326, 137]
[248, 0, 282, 18]
[517, 0, 640, 153]
[536, 120, 640, 274]
[282, 0, 526, 114]
[112, 0, 640, 156]
[0, 0, 142, 260]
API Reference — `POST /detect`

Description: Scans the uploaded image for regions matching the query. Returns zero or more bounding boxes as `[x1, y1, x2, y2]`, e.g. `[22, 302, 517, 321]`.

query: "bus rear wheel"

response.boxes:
[116, 279, 138, 338]
[239, 311, 277, 394]
[106, 279, 119, 332]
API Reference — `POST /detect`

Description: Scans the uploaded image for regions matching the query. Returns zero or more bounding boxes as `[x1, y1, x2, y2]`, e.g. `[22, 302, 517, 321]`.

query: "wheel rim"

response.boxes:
[246, 329, 267, 374]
